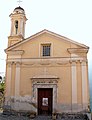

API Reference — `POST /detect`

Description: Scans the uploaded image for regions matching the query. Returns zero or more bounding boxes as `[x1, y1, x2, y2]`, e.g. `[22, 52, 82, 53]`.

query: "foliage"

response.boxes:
[0, 82, 5, 108]
[0, 83, 5, 94]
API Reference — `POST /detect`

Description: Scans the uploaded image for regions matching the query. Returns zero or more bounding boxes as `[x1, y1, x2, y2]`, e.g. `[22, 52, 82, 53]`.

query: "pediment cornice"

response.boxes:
[67, 48, 89, 54]
[5, 29, 89, 51]
[6, 50, 24, 55]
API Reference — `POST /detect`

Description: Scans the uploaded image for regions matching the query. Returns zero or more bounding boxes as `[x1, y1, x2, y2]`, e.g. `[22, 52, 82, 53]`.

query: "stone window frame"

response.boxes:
[41, 43, 51, 57]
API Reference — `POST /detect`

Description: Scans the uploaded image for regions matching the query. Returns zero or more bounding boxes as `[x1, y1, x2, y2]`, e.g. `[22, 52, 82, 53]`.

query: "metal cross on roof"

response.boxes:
[17, 0, 22, 6]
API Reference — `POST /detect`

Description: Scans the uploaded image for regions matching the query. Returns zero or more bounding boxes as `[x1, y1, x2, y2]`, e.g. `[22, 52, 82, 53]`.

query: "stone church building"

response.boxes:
[5, 6, 90, 115]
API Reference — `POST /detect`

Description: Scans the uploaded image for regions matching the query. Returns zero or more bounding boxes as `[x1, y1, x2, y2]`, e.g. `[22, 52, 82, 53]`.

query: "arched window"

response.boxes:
[15, 20, 18, 34]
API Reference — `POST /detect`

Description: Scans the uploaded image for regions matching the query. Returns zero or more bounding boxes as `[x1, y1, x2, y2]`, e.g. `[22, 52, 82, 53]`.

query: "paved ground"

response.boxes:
[0, 114, 89, 120]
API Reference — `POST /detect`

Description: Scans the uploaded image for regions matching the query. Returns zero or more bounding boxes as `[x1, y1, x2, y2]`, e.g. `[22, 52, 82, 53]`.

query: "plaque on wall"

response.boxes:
[42, 98, 48, 106]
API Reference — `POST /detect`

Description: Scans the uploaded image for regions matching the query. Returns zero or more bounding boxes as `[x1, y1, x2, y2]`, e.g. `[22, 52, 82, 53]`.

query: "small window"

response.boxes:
[42, 44, 51, 56]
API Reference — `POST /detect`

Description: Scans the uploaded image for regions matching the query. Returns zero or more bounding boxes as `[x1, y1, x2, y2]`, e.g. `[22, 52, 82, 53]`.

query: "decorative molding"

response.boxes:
[80, 60, 88, 64]
[67, 48, 89, 54]
[70, 60, 78, 65]
[31, 78, 58, 85]
[6, 58, 87, 68]
[6, 29, 89, 51]
[31, 74, 59, 79]
[40, 61, 51, 65]
[32, 84, 57, 113]
[57, 61, 68, 65]
[7, 61, 13, 67]
[15, 62, 21, 67]
[6, 50, 24, 55]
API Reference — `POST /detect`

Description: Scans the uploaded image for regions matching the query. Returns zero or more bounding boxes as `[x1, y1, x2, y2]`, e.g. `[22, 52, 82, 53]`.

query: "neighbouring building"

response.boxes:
[4, 6, 90, 115]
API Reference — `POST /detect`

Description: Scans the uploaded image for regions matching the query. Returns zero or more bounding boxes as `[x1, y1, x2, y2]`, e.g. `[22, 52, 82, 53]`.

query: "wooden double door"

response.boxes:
[38, 88, 53, 115]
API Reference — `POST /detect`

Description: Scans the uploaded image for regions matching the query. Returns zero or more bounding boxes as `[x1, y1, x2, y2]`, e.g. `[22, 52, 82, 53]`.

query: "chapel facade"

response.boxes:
[5, 6, 90, 115]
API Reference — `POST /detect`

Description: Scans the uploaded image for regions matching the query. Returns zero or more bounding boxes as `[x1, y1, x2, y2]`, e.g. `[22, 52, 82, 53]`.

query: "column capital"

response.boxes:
[80, 60, 87, 65]
[7, 61, 13, 67]
[15, 62, 21, 67]
[70, 60, 78, 65]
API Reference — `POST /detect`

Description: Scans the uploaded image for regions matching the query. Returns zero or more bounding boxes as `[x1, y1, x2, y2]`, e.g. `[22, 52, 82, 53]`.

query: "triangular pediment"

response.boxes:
[5, 29, 89, 52]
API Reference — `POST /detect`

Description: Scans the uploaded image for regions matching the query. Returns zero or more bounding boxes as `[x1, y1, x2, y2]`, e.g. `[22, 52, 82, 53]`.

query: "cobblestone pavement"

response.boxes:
[0, 114, 89, 120]
[0, 114, 29, 120]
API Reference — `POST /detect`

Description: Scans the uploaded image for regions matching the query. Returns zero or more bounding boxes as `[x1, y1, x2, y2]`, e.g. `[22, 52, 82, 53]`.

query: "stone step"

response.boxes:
[34, 115, 52, 120]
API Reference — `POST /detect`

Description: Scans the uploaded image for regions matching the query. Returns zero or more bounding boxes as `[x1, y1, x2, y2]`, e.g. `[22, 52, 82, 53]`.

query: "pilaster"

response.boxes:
[6, 62, 12, 97]
[15, 62, 21, 96]
[71, 61, 77, 110]
[81, 60, 88, 109]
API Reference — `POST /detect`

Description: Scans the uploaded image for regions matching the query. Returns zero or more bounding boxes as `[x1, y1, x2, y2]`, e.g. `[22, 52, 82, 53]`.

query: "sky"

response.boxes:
[0, 0, 92, 87]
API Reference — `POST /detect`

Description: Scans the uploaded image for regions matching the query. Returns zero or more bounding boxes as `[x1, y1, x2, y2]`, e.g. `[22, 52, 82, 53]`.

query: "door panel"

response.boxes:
[38, 88, 53, 115]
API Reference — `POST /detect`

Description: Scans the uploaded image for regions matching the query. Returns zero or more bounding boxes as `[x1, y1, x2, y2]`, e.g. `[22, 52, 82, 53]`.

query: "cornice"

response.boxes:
[6, 50, 24, 55]
[31, 74, 59, 79]
[67, 48, 89, 54]
[6, 29, 89, 51]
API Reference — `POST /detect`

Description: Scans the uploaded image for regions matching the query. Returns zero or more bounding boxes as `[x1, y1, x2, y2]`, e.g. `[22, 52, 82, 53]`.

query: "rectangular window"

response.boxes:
[42, 44, 51, 56]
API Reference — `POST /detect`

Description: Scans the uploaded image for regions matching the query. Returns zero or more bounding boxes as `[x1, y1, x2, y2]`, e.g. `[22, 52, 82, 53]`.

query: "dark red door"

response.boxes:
[38, 88, 53, 115]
